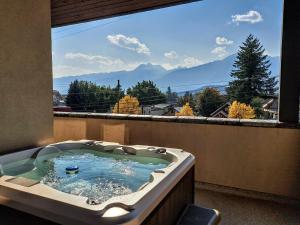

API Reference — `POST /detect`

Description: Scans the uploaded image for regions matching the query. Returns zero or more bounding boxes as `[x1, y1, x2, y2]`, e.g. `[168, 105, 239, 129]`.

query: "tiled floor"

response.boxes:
[195, 188, 300, 225]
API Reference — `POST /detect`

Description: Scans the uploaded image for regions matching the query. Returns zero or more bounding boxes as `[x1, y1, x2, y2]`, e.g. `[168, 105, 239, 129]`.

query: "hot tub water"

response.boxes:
[23, 149, 169, 204]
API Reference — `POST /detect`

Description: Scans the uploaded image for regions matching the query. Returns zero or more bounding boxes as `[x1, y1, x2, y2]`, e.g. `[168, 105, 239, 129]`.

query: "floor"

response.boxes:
[1, 187, 299, 225]
[195, 188, 300, 225]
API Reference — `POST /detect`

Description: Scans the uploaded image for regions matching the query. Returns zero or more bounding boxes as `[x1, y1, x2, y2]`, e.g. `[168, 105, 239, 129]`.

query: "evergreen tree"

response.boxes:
[195, 88, 225, 116]
[66, 80, 124, 112]
[68, 81, 98, 111]
[264, 76, 278, 96]
[66, 80, 82, 110]
[127, 80, 166, 105]
[166, 86, 178, 103]
[226, 34, 278, 104]
[250, 97, 265, 118]
[177, 91, 196, 110]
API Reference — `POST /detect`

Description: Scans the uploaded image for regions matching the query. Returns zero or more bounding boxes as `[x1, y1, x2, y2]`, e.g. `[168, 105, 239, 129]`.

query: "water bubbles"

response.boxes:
[37, 150, 169, 204]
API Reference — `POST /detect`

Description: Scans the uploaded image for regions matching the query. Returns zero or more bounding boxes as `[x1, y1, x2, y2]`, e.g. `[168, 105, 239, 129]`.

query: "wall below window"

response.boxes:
[0, 0, 53, 153]
[54, 115, 300, 199]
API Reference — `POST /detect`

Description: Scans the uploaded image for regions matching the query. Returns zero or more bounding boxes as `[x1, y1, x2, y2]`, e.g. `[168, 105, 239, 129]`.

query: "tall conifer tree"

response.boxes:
[227, 34, 278, 104]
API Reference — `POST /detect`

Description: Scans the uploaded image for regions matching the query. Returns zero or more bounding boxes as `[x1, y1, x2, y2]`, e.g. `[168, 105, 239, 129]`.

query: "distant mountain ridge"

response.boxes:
[177, 85, 228, 96]
[53, 54, 280, 94]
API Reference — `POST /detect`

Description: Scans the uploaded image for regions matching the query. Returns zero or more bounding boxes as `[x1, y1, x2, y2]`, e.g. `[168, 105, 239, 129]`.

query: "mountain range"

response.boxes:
[53, 54, 280, 94]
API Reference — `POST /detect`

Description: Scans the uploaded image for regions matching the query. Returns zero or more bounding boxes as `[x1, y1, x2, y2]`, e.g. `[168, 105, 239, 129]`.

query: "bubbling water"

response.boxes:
[35, 149, 169, 204]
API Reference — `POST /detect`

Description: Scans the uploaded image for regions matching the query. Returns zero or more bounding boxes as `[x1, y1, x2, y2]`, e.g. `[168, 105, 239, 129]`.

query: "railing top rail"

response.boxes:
[54, 112, 300, 129]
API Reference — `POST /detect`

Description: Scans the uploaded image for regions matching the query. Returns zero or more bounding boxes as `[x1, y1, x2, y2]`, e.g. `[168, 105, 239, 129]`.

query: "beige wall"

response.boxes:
[0, 0, 53, 153]
[54, 117, 300, 199]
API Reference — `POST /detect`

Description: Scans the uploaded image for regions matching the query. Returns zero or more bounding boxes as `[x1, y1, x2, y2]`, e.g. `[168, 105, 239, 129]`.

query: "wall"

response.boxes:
[0, 0, 53, 153]
[54, 116, 300, 199]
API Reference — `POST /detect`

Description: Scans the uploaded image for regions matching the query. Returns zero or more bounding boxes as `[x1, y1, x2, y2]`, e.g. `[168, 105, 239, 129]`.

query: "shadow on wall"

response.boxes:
[102, 124, 129, 144]
[54, 118, 128, 145]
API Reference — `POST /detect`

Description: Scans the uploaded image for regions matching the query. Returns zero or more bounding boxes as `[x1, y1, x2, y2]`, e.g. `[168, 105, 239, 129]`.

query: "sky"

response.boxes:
[52, 0, 283, 78]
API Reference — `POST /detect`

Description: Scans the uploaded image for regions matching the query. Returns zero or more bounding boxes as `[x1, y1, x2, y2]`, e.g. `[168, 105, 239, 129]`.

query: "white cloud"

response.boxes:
[162, 56, 203, 70]
[231, 10, 263, 24]
[53, 52, 139, 77]
[107, 34, 151, 55]
[182, 57, 202, 67]
[211, 46, 228, 58]
[216, 37, 233, 45]
[163, 51, 202, 69]
[65, 52, 124, 66]
[164, 51, 178, 59]
[53, 65, 98, 77]
[53, 61, 140, 78]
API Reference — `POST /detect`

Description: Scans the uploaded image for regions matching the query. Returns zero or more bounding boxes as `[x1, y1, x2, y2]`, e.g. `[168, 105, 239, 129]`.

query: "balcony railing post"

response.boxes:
[279, 0, 300, 123]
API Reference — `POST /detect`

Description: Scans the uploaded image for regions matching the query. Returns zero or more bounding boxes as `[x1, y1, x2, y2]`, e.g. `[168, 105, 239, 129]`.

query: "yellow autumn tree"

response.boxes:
[228, 101, 255, 119]
[113, 95, 142, 114]
[176, 103, 195, 116]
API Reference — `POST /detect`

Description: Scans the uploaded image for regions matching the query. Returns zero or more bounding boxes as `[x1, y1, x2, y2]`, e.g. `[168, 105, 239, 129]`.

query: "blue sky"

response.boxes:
[52, 0, 283, 78]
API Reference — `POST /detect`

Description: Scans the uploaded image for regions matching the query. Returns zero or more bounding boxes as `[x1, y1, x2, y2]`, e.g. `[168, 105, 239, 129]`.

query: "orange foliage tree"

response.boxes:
[113, 95, 142, 114]
[228, 101, 255, 119]
[176, 103, 195, 116]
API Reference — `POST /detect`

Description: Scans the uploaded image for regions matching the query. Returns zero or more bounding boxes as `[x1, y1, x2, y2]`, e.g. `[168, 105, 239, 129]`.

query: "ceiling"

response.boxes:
[51, 0, 198, 27]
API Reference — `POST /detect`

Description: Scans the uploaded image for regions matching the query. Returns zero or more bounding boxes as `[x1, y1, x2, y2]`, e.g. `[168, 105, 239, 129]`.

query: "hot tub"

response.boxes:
[0, 140, 195, 225]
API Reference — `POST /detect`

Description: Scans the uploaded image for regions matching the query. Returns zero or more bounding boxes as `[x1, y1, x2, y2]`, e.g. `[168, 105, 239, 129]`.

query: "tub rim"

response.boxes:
[0, 140, 195, 225]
